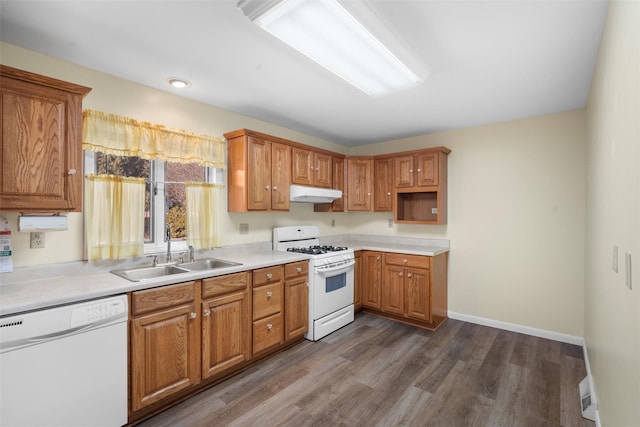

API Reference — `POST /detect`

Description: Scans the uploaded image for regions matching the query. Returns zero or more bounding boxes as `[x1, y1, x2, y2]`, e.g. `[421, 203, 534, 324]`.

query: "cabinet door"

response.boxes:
[374, 158, 393, 211]
[346, 158, 372, 211]
[354, 251, 363, 311]
[393, 155, 414, 188]
[0, 77, 85, 212]
[131, 303, 200, 411]
[362, 251, 382, 309]
[406, 267, 431, 321]
[202, 291, 251, 379]
[314, 152, 333, 188]
[292, 147, 313, 186]
[416, 153, 438, 187]
[271, 142, 291, 210]
[382, 264, 405, 315]
[285, 276, 309, 342]
[332, 157, 345, 211]
[247, 137, 272, 210]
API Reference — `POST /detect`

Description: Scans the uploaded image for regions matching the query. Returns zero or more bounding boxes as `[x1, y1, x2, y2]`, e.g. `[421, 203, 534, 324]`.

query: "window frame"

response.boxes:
[84, 151, 222, 257]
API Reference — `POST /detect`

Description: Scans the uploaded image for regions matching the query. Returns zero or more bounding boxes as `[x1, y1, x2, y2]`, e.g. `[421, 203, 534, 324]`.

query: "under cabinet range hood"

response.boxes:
[290, 185, 342, 203]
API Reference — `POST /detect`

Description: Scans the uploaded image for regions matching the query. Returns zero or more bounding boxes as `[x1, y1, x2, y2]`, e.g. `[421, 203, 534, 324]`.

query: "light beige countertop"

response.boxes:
[0, 235, 449, 317]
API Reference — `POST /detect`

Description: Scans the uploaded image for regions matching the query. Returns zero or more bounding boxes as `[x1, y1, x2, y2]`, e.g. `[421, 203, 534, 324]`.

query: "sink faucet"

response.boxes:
[188, 245, 195, 262]
[165, 223, 172, 263]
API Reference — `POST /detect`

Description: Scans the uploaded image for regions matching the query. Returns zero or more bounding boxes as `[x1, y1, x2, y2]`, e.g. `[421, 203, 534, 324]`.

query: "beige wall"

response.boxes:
[1, 43, 587, 341]
[351, 111, 587, 338]
[585, 0, 640, 425]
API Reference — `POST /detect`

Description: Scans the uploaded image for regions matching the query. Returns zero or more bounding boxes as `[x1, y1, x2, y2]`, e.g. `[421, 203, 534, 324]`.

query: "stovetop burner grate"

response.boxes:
[286, 245, 349, 255]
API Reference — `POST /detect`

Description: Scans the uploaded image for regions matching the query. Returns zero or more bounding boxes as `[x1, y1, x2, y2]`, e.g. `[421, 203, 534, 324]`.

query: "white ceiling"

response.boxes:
[0, 0, 609, 146]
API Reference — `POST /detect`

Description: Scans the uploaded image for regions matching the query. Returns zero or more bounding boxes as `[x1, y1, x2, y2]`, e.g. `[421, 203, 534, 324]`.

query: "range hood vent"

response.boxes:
[290, 185, 342, 203]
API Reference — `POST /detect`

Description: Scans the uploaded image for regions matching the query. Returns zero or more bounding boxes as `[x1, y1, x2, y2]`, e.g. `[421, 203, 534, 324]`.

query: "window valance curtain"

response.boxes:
[82, 109, 226, 168]
[85, 174, 146, 260]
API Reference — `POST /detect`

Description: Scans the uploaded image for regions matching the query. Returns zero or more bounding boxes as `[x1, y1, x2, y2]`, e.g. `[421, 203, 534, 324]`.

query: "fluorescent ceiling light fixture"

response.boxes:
[168, 78, 191, 89]
[238, 0, 422, 96]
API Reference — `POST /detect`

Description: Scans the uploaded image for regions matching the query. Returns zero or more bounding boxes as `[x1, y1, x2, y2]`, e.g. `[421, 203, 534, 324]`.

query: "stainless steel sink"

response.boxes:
[111, 265, 190, 281]
[177, 258, 241, 271]
[111, 258, 242, 281]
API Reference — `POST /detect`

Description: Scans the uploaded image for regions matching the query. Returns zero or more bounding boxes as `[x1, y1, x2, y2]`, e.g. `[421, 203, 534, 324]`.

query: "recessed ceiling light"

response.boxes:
[168, 78, 191, 89]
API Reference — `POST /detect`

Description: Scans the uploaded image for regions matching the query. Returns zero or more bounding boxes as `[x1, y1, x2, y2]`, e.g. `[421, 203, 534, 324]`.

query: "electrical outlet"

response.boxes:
[331, 219, 335, 227]
[239, 223, 249, 235]
[613, 245, 619, 273]
[388, 219, 393, 228]
[30, 232, 45, 249]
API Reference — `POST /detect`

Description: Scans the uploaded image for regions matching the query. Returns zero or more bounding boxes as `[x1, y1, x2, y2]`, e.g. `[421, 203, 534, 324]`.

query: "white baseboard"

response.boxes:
[447, 311, 584, 346]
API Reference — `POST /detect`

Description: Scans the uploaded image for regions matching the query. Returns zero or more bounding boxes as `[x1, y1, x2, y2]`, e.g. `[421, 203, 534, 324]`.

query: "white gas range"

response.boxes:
[273, 226, 355, 341]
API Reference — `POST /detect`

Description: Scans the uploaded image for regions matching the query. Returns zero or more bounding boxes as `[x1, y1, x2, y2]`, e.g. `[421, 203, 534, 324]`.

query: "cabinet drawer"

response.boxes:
[285, 261, 308, 279]
[253, 313, 283, 355]
[384, 253, 430, 269]
[252, 265, 283, 287]
[253, 283, 283, 320]
[202, 272, 249, 299]
[131, 281, 196, 316]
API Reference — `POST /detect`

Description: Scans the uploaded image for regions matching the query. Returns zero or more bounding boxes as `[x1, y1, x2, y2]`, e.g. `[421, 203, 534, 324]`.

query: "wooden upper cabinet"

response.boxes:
[346, 158, 372, 211]
[313, 156, 345, 213]
[247, 136, 271, 210]
[373, 158, 393, 211]
[394, 152, 440, 189]
[416, 152, 438, 187]
[226, 129, 291, 212]
[292, 147, 313, 186]
[0, 65, 91, 212]
[292, 147, 332, 188]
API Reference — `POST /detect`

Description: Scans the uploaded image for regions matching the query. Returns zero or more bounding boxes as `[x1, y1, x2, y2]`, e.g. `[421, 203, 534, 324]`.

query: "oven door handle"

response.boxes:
[315, 260, 355, 277]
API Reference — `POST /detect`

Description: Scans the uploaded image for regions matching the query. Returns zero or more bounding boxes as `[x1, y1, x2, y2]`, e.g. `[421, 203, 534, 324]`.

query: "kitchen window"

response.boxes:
[85, 151, 222, 254]
[81, 110, 226, 259]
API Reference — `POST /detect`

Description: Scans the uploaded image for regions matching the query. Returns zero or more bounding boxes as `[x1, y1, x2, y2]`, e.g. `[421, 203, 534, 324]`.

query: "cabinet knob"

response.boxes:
[296, 267, 302, 272]
[376, 256, 380, 260]
[266, 273, 273, 279]
[204, 309, 211, 317]
[367, 193, 371, 196]
[399, 272, 403, 277]
[407, 272, 412, 278]
[403, 259, 408, 263]
[417, 168, 422, 172]
[266, 291, 273, 297]
[267, 323, 273, 330]
[273, 186, 278, 191]
[265, 185, 271, 190]
[67, 169, 77, 175]
[409, 169, 413, 173]
[189, 312, 197, 319]
[387, 192, 391, 196]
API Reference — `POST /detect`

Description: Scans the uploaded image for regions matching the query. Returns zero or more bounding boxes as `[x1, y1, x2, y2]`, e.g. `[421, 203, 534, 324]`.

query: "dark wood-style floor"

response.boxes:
[138, 313, 594, 427]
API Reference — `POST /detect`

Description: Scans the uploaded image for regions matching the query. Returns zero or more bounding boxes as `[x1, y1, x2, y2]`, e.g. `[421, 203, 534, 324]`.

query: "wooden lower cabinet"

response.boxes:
[364, 252, 448, 330]
[284, 261, 309, 342]
[362, 251, 383, 309]
[252, 265, 285, 356]
[129, 263, 308, 423]
[130, 282, 200, 412]
[201, 272, 251, 380]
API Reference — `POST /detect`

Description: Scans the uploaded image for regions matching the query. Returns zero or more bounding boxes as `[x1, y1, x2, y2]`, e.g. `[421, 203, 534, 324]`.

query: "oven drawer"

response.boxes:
[253, 313, 283, 355]
[253, 265, 283, 287]
[285, 260, 308, 279]
[253, 283, 283, 320]
[384, 253, 430, 269]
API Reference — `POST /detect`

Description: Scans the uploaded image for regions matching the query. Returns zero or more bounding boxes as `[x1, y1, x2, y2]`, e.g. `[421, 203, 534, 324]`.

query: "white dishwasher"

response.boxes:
[0, 295, 128, 427]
